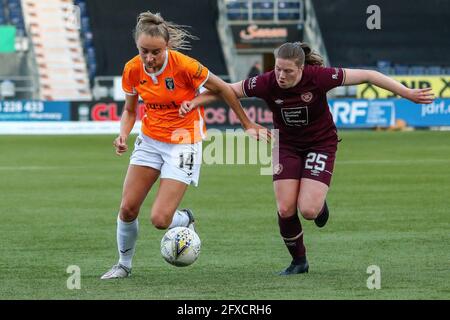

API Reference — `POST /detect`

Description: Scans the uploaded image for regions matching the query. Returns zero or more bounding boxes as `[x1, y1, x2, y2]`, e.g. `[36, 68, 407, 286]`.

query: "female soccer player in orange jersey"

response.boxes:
[101, 11, 265, 279]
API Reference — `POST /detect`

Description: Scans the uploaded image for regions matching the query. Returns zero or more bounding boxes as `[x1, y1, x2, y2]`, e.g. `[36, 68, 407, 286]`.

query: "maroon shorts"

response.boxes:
[272, 146, 337, 186]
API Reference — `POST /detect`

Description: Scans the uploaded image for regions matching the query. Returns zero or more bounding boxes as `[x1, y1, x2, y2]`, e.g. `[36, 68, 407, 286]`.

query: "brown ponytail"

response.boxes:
[274, 42, 324, 67]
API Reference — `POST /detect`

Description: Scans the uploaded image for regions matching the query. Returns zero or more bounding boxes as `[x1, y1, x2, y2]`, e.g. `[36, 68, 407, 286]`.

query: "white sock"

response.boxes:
[168, 210, 190, 229]
[117, 215, 139, 269]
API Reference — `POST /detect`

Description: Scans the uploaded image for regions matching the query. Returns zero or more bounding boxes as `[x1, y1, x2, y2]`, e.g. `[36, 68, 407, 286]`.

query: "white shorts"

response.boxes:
[130, 133, 202, 186]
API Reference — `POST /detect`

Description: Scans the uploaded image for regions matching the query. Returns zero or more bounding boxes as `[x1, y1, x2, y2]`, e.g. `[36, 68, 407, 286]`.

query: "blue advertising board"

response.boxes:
[0, 99, 449, 130]
[0, 101, 70, 121]
[328, 98, 450, 128]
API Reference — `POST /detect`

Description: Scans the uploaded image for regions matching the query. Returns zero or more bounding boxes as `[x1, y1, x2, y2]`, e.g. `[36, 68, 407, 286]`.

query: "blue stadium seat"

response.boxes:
[278, 1, 301, 20]
[426, 66, 442, 75]
[394, 65, 409, 75]
[82, 31, 94, 49]
[278, 12, 300, 20]
[6, 0, 22, 7]
[378, 66, 393, 75]
[377, 60, 391, 69]
[74, 0, 87, 6]
[227, 11, 248, 20]
[226, 1, 248, 9]
[88, 62, 97, 80]
[86, 46, 96, 61]
[77, 1, 87, 18]
[279, 1, 301, 9]
[252, 12, 273, 20]
[409, 66, 426, 75]
[252, 1, 273, 9]
[81, 16, 91, 32]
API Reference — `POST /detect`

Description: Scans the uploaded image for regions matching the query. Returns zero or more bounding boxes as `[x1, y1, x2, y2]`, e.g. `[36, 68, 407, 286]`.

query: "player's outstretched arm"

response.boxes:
[179, 78, 245, 117]
[343, 69, 435, 104]
[113, 94, 139, 156]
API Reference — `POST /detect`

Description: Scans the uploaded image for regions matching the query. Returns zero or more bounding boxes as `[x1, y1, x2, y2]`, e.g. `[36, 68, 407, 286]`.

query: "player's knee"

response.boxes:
[119, 204, 139, 222]
[277, 203, 298, 218]
[299, 204, 320, 220]
[150, 212, 171, 230]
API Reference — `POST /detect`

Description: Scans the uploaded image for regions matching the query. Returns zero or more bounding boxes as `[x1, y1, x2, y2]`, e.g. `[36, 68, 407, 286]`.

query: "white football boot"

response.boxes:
[182, 208, 196, 232]
[100, 264, 131, 280]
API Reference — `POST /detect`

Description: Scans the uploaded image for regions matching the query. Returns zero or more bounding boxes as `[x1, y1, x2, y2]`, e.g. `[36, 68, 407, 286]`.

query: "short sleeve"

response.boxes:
[182, 55, 210, 91]
[315, 67, 346, 92]
[242, 73, 269, 98]
[122, 63, 137, 95]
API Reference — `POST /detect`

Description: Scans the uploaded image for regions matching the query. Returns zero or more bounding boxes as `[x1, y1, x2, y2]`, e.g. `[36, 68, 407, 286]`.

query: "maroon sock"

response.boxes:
[277, 212, 306, 260]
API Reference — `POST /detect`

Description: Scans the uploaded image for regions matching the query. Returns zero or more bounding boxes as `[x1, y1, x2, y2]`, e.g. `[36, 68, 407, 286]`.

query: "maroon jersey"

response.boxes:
[242, 65, 345, 150]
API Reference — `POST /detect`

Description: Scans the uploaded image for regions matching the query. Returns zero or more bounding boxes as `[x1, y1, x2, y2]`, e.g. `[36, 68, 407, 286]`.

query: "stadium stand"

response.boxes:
[21, 0, 92, 100]
[1, 0, 448, 100]
[85, 0, 227, 77]
[312, 0, 450, 74]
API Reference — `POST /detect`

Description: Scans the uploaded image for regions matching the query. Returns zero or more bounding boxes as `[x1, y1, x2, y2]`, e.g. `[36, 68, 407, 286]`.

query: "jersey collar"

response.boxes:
[143, 49, 169, 84]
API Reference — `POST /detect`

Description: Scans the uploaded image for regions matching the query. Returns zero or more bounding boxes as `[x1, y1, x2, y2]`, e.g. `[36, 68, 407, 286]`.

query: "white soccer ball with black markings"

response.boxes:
[160, 227, 201, 267]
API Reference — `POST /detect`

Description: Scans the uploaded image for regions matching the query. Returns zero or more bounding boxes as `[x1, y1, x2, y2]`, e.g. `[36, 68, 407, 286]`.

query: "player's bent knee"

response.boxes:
[151, 213, 171, 230]
[119, 204, 139, 222]
[278, 204, 298, 218]
[299, 205, 320, 220]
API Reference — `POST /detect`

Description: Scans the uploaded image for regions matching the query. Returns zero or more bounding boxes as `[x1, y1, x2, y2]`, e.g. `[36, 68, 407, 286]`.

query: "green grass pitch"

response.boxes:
[0, 130, 449, 299]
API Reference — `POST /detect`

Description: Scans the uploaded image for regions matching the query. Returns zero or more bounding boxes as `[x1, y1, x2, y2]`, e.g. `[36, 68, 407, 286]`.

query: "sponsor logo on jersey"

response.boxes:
[301, 92, 313, 103]
[165, 78, 175, 90]
[140, 79, 147, 85]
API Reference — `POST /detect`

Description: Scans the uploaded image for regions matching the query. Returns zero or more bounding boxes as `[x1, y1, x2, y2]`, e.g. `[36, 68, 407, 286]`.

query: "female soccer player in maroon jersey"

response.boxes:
[180, 42, 434, 275]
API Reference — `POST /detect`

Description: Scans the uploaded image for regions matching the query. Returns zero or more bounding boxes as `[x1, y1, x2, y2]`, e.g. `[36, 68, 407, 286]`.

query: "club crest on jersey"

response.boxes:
[273, 163, 283, 175]
[301, 92, 313, 103]
[165, 78, 175, 90]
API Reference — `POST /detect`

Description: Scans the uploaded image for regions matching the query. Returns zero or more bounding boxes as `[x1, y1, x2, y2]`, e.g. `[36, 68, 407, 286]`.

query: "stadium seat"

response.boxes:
[252, 1, 273, 20]
[377, 60, 391, 69]
[426, 66, 442, 75]
[77, 1, 87, 17]
[82, 31, 94, 49]
[0, 8, 6, 24]
[21, 0, 92, 100]
[409, 66, 426, 75]
[81, 16, 90, 32]
[226, 0, 248, 9]
[378, 66, 393, 75]
[394, 65, 409, 75]
[252, 12, 273, 20]
[227, 12, 248, 20]
[277, 1, 301, 20]
[252, 1, 273, 9]
[280, 1, 301, 9]
[278, 12, 300, 20]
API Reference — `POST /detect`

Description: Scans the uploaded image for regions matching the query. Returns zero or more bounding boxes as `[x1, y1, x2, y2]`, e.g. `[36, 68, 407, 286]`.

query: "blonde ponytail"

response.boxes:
[134, 11, 198, 51]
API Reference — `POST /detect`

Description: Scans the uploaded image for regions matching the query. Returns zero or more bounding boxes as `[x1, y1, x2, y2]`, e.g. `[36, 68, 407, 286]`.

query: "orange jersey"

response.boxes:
[122, 50, 209, 144]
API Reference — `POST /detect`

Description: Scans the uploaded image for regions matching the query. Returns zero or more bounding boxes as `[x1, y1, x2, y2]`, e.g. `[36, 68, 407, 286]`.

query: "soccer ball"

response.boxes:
[160, 227, 201, 267]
